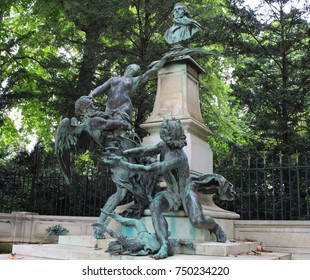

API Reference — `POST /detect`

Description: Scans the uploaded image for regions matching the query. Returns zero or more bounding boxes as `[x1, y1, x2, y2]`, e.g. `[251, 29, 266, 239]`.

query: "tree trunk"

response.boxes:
[76, 29, 102, 96]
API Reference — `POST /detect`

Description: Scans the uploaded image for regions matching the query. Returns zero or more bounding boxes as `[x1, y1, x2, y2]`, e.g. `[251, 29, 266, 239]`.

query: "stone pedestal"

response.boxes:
[141, 56, 213, 174]
[146, 56, 205, 122]
[139, 55, 240, 234]
[118, 207, 239, 243]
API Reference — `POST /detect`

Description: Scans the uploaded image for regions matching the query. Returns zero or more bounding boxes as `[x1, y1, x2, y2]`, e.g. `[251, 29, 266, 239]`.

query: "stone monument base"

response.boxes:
[10, 235, 290, 259]
[120, 209, 239, 242]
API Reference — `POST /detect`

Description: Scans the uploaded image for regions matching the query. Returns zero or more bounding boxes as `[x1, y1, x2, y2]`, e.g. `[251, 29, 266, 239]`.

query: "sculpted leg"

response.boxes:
[184, 188, 227, 243]
[93, 187, 127, 239]
[210, 224, 227, 243]
[149, 196, 174, 259]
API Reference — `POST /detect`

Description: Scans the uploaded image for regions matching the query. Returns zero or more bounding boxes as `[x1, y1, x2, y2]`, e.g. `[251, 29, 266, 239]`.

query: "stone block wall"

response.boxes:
[1, 212, 309, 259]
[0, 212, 97, 244]
[234, 220, 310, 260]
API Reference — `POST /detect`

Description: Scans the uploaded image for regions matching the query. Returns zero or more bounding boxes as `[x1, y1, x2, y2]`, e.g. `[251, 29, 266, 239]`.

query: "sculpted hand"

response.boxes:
[163, 50, 180, 60]
[89, 90, 94, 98]
[103, 155, 122, 166]
[122, 122, 132, 130]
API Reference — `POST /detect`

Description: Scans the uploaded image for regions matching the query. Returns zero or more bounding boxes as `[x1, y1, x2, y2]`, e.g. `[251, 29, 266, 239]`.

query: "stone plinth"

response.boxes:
[120, 210, 237, 242]
[11, 238, 291, 259]
[140, 55, 239, 221]
[141, 56, 213, 174]
[146, 56, 205, 123]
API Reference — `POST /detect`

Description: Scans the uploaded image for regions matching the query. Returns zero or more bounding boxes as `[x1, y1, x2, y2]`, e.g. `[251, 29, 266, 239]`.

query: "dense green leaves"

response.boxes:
[0, 0, 309, 220]
[215, 0, 310, 155]
[0, 0, 309, 162]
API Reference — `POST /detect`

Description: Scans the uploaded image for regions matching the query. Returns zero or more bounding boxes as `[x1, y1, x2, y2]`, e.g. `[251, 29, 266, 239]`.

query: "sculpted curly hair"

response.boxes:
[159, 118, 187, 150]
[173, 3, 190, 17]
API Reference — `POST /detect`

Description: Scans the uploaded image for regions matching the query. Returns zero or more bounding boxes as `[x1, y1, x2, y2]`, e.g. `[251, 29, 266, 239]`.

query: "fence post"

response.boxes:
[247, 153, 251, 220]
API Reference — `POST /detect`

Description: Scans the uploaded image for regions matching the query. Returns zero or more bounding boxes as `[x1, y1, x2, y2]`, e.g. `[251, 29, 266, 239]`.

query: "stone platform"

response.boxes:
[2, 210, 291, 260]
[6, 235, 290, 260]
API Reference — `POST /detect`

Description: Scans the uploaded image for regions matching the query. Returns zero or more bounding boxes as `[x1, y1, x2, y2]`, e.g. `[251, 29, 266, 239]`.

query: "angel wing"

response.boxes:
[55, 117, 93, 184]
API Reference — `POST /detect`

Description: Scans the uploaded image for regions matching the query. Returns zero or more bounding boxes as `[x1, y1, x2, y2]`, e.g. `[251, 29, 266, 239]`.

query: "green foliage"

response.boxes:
[1, 0, 80, 154]
[199, 56, 250, 157]
[45, 224, 69, 236]
[0, 243, 12, 254]
[0, 0, 309, 163]
[214, 0, 310, 155]
[40, 224, 69, 244]
[0, 116, 20, 154]
[0, 0, 174, 155]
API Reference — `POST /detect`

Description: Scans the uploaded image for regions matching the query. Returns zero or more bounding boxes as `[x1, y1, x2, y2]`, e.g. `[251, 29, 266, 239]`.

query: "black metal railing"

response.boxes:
[1, 153, 309, 220]
[0, 168, 122, 217]
[215, 153, 310, 220]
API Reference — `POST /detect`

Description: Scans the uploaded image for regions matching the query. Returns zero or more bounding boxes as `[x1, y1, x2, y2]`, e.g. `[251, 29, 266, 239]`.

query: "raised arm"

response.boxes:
[89, 79, 111, 98]
[136, 53, 172, 88]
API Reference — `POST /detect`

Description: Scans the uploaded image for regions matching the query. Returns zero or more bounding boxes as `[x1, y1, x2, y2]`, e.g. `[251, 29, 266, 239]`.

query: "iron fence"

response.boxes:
[1, 153, 309, 220]
[215, 153, 310, 220]
[0, 168, 122, 217]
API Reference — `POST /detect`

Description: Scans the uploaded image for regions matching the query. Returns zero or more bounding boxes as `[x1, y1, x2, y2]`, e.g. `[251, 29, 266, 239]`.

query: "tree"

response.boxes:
[215, 0, 310, 155]
[208, 0, 310, 220]
[0, 0, 174, 154]
[180, 0, 251, 157]
[1, 0, 81, 154]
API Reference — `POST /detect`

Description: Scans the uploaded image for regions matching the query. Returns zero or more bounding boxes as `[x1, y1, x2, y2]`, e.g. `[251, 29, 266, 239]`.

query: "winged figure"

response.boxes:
[55, 96, 130, 183]
[55, 96, 157, 239]
[55, 117, 91, 184]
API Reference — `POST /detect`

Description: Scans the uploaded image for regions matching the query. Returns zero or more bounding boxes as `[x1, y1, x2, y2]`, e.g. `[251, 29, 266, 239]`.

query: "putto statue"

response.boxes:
[164, 3, 203, 47]
[104, 118, 235, 259]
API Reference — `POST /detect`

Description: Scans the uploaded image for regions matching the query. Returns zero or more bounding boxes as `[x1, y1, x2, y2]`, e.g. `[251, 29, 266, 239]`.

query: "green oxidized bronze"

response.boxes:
[164, 3, 203, 48]
[55, 7, 235, 259]
[94, 211, 195, 257]
[55, 53, 174, 239]
[104, 118, 235, 259]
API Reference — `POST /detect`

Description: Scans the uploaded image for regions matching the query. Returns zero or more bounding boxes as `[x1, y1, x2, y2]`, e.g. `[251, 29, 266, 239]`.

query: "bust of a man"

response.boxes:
[164, 3, 202, 46]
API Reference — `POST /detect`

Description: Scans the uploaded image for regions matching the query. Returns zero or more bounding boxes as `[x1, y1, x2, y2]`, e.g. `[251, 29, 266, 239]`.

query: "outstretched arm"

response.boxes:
[119, 160, 164, 174]
[136, 53, 172, 87]
[117, 154, 182, 175]
[87, 117, 131, 131]
[89, 79, 111, 98]
[123, 142, 163, 158]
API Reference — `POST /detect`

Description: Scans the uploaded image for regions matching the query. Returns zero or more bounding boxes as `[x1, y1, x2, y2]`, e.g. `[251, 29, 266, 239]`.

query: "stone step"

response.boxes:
[59, 235, 263, 257]
[0, 253, 56, 260]
[176, 241, 263, 256]
[59, 235, 112, 248]
[11, 243, 290, 260]
[10, 235, 291, 260]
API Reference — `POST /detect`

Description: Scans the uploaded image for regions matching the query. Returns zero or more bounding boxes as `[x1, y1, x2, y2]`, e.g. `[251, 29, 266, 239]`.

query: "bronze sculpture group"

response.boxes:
[55, 3, 235, 259]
